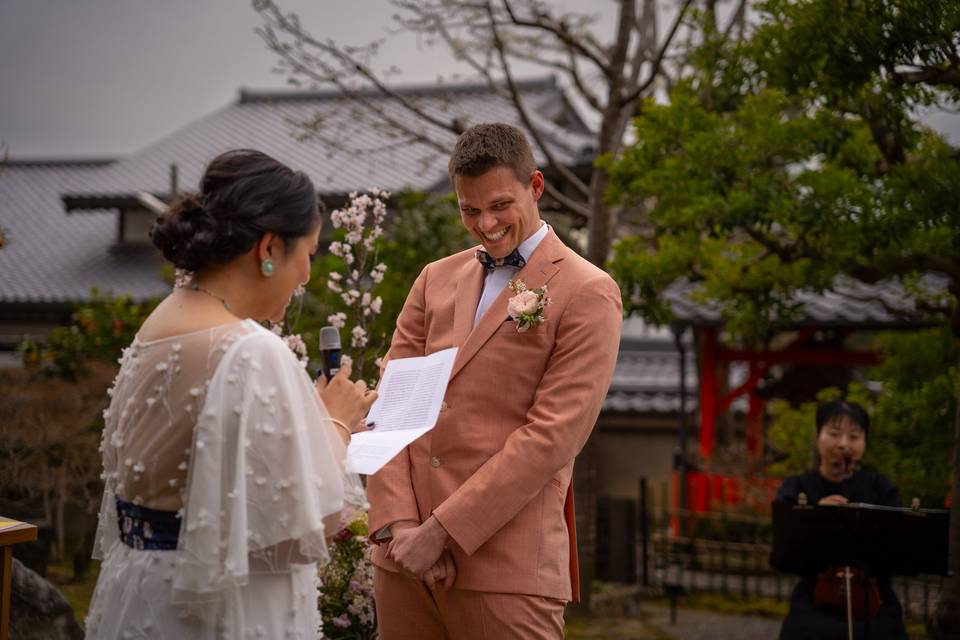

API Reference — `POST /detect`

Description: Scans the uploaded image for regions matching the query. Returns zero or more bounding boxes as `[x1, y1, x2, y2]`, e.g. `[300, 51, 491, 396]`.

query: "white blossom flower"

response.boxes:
[351, 326, 368, 348]
[282, 334, 309, 367]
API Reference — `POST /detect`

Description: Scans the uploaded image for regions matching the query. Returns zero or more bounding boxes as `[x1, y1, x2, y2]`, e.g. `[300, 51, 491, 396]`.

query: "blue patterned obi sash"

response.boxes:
[116, 497, 180, 551]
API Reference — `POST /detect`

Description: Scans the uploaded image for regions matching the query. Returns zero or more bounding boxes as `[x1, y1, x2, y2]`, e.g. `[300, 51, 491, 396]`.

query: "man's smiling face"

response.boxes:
[455, 165, 544, 259]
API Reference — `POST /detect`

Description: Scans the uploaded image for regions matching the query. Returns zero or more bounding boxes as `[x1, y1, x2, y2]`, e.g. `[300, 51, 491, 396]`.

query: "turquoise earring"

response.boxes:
[261, 259, 275, 277]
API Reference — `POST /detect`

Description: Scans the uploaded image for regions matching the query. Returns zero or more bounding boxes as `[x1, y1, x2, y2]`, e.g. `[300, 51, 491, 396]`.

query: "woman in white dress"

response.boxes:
[84, 149, 375, 639]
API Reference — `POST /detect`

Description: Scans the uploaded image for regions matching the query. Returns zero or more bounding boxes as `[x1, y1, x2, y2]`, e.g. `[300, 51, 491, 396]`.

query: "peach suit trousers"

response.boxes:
[374, 567, 565, 640]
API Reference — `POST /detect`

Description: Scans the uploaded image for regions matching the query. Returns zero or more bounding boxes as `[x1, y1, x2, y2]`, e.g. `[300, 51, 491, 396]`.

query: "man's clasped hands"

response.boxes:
[385, 516, 457, 590]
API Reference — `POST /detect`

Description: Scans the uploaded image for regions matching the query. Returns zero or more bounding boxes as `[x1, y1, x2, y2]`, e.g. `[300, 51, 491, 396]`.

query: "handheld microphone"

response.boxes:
[318, 326, 342, 381]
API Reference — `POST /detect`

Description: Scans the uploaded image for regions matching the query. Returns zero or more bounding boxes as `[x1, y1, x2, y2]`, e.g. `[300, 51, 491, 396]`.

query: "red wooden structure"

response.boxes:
[662, 275, 943, 523]
[672, 326, 882, 523]
[697, 326, 881, 461]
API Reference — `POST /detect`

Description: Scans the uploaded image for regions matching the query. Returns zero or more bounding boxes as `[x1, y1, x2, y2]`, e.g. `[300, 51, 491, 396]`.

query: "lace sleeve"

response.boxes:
[171, 325, 364, 604]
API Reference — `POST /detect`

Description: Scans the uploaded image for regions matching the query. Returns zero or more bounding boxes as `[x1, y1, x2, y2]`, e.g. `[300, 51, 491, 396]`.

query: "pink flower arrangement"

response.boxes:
[506, 279, 552, 332]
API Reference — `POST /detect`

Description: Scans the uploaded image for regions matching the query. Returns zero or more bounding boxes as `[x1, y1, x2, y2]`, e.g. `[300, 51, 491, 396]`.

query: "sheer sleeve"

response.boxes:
[171, 325, 365, 605]
[91, 346, 136, 562]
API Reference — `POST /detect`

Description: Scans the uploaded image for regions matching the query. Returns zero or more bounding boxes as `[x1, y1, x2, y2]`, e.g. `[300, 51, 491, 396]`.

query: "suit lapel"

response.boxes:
[452, 255, 485, 349]
[449, 229, 565, 382]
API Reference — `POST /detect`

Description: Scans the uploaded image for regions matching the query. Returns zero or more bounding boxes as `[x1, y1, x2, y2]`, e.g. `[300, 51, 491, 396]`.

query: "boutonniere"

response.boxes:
[507, 279, 552, 332]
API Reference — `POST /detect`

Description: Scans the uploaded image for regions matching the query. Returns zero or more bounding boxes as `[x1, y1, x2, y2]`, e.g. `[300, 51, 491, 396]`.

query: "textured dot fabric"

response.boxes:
[85, 319, 365, 638]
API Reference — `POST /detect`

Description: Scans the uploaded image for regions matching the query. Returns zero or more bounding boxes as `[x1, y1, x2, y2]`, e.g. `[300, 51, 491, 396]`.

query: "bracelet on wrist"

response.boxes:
[330, 418, 352, 439]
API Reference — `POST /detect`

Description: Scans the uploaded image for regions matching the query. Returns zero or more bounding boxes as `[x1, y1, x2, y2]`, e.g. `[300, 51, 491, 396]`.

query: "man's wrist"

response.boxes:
[427, 515, 452, 547]
[373, 519, 419, 543]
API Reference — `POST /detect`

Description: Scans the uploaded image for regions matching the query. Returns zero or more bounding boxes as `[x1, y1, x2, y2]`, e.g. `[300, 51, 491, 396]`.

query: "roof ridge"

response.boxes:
[238, 75, 558, 104]
[1, 158, 117, 167]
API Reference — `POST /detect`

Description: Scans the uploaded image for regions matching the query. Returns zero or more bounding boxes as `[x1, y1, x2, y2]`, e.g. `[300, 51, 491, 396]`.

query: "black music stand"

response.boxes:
[770, 500, 950, 640]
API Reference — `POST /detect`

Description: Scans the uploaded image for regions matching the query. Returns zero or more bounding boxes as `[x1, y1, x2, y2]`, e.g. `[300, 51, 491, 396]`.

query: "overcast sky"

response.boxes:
[1, 1, 956, 159]
[0, 1, 465, 157]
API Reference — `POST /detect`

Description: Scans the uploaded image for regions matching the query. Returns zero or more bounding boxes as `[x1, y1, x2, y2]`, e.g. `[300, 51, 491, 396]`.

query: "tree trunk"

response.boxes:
[929, 365, 960, 639]
[586, 168, 613, 267]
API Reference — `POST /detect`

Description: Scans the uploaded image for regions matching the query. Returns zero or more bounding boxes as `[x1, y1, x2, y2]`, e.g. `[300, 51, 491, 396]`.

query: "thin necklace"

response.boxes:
[189, 281, 232, 311]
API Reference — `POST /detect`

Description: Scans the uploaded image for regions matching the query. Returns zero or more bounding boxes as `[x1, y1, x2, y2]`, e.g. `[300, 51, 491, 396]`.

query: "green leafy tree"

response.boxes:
[21, 290, 157, 381]
[607, 1, 960, 634]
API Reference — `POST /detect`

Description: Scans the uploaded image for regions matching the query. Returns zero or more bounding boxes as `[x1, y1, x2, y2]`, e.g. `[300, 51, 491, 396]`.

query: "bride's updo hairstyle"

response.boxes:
[151, 149, 321, 272]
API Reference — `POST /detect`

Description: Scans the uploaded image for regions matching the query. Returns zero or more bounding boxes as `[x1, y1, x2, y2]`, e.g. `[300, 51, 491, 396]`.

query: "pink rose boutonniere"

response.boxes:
[507, 279, 552, 332]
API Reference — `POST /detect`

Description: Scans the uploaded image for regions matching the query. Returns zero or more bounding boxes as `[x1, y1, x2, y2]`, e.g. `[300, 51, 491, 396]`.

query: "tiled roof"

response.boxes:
[0, 77, 591, 304]
[63, 77, 594, 203]
[603, 317, 752, 415]
[664, 275, 948, 328]
[0, 160, 170, 304]
[604, 348, 699, 414]
[604, 318, 698, 414]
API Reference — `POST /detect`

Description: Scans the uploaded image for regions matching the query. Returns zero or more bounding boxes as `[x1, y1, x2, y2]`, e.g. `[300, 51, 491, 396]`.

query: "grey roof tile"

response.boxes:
[663, 274, 948, 328]
[64, 77, 593, 201]
[0, 161, 170, 304]
[0, 78, 590, 304]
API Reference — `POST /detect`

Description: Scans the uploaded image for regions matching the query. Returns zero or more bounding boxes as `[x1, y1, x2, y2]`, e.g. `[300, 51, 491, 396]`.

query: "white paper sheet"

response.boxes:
[346, 347, 458, 475]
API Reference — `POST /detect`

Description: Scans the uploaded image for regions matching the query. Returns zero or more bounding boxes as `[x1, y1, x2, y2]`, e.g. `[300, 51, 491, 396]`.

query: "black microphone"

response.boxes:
[317, 326, 342, 381]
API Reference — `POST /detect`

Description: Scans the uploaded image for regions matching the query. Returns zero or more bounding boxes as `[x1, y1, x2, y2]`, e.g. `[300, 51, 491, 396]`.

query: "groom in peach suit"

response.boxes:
[367, 123, 622, 639]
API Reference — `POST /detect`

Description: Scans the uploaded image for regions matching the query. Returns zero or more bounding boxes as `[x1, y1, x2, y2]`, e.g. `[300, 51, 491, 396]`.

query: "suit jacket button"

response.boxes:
[430, 456, 441, 468]
[440, 401, 448, 412]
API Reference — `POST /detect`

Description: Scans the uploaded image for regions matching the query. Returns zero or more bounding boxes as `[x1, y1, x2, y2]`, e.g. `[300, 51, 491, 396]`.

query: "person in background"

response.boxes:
[84, 149, 375, 638]
[775, 401, 908, 640]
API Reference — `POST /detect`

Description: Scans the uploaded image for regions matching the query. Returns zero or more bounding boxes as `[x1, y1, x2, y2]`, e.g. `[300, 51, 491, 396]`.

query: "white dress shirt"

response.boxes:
[473, 222, 549, 327]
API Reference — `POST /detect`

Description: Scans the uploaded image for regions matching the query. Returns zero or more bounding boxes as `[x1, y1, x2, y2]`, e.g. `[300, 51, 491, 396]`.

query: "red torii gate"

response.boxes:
[664, 275, 939, 515]
[697, 325, 881, 461]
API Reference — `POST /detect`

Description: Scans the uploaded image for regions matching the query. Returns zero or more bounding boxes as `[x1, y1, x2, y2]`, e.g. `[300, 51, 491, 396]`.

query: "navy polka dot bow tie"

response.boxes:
[476, 248, 526, 272]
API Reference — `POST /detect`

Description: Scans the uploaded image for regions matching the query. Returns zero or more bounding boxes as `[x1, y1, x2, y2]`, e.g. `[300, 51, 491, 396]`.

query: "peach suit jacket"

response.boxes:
[367, 228, 623, 602]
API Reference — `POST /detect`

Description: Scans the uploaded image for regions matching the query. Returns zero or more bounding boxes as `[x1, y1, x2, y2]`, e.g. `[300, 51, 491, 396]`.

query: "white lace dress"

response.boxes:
[84, 319, 365, 639]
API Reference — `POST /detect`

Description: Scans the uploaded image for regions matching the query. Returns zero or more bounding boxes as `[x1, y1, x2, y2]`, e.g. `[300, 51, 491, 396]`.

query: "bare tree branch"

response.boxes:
[893, 63, 960, 91]
[567, 50, 603, 112]
[744, 226, 794, 262]
[262, 29, 454, 154]
[394, 2, 507, 95]
[260, 4, 467, 136]
[487, 1, 593, 201]
[625, 0, 657, 88]
[620, 0, 695, 105]
[500, 0, 612, 77]
[257, 0, 707, 264]
[542, 180, 592, 220]
[723, 0, 750, 39]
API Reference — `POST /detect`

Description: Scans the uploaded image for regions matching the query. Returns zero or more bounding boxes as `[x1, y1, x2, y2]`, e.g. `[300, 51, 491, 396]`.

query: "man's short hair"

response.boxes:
[448, 123, 537, 184]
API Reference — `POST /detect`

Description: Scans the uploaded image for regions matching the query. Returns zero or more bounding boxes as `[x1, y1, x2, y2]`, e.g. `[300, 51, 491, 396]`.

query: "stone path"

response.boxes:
[644, 604, 783, 640]
[566, 604, 784, 640]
